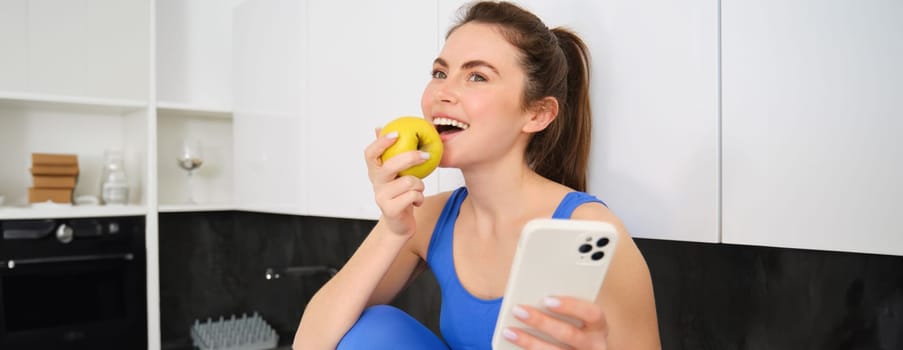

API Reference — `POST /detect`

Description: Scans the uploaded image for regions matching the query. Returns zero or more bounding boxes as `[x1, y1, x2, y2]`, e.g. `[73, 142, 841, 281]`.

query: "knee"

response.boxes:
[337, 305, 410, 349]
[360, 304, 407, 321]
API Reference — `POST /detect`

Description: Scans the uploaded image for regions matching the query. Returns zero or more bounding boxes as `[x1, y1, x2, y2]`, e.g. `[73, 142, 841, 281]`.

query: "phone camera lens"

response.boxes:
[591, 251, 605, 261]
[596, 237, 609, 247]
[579, 244, 593, 253]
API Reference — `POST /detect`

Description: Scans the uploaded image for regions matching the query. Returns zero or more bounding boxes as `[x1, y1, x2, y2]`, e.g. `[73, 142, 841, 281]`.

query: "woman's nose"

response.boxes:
[434, 81, 457, 104]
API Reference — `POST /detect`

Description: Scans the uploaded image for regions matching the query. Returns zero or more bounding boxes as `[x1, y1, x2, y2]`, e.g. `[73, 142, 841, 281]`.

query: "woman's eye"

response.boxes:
[468, 73, 487, 82]
[432, 70, 447, 79]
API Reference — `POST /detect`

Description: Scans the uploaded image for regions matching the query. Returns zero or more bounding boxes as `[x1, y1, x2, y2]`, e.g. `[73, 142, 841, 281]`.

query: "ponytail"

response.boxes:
[527, 29, 591, 192]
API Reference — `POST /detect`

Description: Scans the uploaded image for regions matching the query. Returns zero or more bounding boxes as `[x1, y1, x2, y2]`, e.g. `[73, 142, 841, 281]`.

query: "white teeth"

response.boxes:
[432, 117, 470, 130]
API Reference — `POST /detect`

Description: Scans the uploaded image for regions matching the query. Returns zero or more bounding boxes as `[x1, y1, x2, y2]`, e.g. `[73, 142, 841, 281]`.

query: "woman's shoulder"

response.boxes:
[551, 182, 618, 230]
[536, 179, 607, 209]
[409, 189, 460, 257]
[417, 189, 458, 218]
[569, 200, 617, 224]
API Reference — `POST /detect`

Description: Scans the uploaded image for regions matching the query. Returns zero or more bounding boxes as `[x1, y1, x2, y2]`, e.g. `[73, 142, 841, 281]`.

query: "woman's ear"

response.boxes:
[523, 97, 559, 133]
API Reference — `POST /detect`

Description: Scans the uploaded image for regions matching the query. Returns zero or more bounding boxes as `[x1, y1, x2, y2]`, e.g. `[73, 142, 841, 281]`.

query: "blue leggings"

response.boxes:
[337, 305, 450, 350]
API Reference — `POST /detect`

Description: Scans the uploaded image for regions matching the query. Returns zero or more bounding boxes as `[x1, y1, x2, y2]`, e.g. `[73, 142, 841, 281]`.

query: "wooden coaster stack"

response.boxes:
[29, 153, 79, 204]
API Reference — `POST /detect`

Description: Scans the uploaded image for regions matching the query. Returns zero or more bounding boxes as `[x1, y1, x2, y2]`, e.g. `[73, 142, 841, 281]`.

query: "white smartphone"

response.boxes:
[492, 218, 619, 350]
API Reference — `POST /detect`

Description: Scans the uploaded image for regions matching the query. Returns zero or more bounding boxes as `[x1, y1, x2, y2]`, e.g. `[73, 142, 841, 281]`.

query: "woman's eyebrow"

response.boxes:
[433, 57, 500, 76]
[461, 60, 500, 75]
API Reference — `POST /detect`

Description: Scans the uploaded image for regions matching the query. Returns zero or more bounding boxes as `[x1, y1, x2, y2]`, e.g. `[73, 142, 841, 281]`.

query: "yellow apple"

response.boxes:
[379, 116, 443, 179]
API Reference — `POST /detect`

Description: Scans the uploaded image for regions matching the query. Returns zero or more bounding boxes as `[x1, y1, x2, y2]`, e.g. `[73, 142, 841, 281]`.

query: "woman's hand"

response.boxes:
[364, 129, 429, 237]
[503, 296, 609, 350]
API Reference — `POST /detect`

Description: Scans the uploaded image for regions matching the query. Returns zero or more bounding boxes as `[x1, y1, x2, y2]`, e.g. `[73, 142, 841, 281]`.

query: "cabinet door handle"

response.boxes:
[4, 253, 134, 269]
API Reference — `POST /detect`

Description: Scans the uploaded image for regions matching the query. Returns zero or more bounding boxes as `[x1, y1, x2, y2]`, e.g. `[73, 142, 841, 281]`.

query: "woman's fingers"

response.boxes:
[501, 326, 565, 350]
[505, 299, 609, 349]
[375, 176, 425, 206]
[370, 150, 429, 184]
[510, 305, 582, 348]
[363, 128, 427, 237]
[543, 296, 607, 330]
[365, 128, 431, 185]
[381, 190, 425, 216]
[364, 131, 400, 170]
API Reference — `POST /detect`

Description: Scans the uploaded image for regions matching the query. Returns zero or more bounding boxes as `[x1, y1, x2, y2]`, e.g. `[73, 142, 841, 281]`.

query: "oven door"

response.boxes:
[0, 251, 146, 350]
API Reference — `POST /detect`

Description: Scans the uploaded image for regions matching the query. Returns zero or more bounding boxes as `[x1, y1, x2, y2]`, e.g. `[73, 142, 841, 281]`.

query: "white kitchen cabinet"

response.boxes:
[156, 0, 240, 109]
[0, 0, 152, 212]
[579, 0, 719, 242]
[156, 0, 239, 209]
[722, 0, 903, 255]
[571, 0, 719, 242]
[0, 0, 28, 93]
[0, 0, 151, 212]
[304, 0, 439, 219]
[1, 0, 148, 101]
[233, 0, 308, 215]
[28, 0, 149, 101]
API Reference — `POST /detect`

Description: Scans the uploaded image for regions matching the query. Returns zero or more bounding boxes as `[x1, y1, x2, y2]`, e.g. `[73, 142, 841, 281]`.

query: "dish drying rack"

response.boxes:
[190, 312, 279, 350]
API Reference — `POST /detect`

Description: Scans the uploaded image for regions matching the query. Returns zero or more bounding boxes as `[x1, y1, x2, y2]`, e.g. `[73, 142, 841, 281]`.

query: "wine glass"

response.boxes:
[177, 141, 204, 204]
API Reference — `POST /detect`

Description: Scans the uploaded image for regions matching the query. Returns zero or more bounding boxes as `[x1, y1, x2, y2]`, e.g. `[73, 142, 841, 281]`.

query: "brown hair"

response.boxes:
[449, 1, 592, 191]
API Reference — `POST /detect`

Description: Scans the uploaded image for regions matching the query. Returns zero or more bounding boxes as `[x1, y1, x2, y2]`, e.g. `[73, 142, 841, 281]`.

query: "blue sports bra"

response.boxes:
[425, 187, 606, 349]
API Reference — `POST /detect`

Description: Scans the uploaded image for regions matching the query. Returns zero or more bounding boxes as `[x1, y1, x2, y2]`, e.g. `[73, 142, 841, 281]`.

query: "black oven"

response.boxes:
[0, 216, 146, 350]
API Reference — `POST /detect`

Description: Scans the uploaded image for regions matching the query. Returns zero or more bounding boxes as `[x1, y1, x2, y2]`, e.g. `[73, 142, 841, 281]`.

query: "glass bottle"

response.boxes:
[101, 150, 129, 205]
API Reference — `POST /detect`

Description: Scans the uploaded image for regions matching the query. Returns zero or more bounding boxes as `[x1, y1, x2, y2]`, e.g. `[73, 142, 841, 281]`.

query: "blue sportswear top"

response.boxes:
[425, 187, 607, 350]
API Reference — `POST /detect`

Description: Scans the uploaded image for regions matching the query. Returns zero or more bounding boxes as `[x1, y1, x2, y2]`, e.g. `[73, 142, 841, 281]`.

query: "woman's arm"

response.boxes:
[595, 213, 661, 349]
[292, 219, 422, 350]
[292, 131, 443, 350]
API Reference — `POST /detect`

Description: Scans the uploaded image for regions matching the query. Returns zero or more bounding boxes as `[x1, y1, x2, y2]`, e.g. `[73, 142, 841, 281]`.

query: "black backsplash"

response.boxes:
[159, 212, 902, 349]
[638, 239, 903, 350]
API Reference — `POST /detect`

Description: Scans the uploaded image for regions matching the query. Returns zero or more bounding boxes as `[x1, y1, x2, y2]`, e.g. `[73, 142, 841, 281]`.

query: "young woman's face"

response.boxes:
[422, 22, 531, 168]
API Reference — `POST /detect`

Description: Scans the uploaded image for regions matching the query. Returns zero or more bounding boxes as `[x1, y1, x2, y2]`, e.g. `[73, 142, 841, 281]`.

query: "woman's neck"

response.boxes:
[459, 152, 550, 236]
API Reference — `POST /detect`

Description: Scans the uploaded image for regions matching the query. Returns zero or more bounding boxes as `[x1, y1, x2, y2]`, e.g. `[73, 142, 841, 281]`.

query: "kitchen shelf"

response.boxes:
[0, 91, 148, 114]
[158, 203, 235, 213]
[156, 102, 232, 119]
[0, 204, 147, 220]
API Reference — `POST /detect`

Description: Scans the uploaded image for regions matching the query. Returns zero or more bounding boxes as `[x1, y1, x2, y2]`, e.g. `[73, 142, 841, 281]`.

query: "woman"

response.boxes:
[294, 2, 660, 349]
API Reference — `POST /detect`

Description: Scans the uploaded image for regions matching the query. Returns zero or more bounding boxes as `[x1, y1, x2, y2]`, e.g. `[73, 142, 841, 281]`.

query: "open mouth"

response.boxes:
[433, 117, 470, 135]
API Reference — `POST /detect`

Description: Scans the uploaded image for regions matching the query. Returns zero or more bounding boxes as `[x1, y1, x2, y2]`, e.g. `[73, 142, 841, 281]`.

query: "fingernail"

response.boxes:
[385, 131, 399, 139]
[544, 296, 561, 308]
[512, 305, 528, 320]
[502, 328, 518, 341]
[419, 151, 431, 160]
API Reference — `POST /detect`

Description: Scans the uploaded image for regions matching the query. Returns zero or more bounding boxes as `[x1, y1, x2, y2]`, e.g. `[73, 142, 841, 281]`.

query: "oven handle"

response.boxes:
[3, 253, 134, 269]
